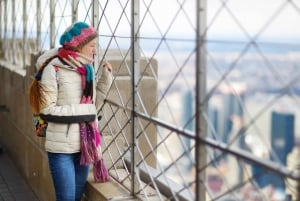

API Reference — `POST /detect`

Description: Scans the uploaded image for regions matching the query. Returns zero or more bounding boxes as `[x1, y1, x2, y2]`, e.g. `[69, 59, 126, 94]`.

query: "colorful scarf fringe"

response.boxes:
[58, 48, 109, 182]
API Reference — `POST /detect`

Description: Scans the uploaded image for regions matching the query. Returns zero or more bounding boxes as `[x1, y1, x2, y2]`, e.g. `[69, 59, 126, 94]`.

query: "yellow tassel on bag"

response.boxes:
[29, 78, 49, 137]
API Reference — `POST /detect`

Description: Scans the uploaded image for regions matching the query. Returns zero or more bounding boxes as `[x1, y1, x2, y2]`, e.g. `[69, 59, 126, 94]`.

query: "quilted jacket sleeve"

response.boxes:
[96, 67, 113, 111]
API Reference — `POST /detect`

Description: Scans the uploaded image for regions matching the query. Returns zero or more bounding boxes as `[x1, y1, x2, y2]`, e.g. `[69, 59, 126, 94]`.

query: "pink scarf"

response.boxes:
[58, 48, 109, 182]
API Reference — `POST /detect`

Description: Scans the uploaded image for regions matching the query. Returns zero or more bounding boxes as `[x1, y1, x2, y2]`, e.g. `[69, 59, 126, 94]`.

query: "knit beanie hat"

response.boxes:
[59, 22, 98, 50]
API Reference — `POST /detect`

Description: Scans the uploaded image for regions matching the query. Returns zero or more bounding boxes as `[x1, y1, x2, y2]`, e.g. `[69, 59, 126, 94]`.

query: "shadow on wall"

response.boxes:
[0, 104, 9, 154]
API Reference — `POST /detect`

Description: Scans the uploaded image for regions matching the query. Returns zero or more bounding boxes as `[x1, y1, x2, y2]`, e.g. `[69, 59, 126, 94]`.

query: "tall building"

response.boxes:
[271, 111, 294, 165]
[219, 82, 246, 144]
[253, 111, 295, 190]
[181, 89, 194, 170]
[182, 89, 194, 133]
[208, 105, 219, 140]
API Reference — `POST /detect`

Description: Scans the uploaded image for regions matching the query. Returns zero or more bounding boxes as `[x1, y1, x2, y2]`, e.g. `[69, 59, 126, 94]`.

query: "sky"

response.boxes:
[4, 0, 298, 49]
[97, 0, 300, 44]
[206, 0, 300, 41]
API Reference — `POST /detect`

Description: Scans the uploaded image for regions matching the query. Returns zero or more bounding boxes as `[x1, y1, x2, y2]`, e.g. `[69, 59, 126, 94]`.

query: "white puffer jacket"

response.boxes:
[38, 48, 113, 153]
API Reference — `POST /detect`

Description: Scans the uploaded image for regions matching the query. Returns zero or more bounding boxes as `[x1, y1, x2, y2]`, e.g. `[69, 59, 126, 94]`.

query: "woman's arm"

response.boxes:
[95, 64, 113, 111]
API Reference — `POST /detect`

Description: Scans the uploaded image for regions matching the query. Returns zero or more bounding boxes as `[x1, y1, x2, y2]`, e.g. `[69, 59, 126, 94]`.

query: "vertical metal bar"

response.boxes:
[92, 0, 99, 73]
[195, 0, 207, 201]
[131, 0, 140, 195]
[36, 0, 41, 51]
[50, 0, 55, 48]
[22, 0, 27, 67]
[0, 0, 2, 41]
[12, 0, 16, 64]
[72, 0, 79, 23]
[4, 0, 7, 57]
[297, 177, 300, 201]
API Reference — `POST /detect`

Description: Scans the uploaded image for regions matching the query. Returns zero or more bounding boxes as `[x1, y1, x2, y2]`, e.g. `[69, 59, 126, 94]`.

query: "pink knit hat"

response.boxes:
[59, 22, 98, 50]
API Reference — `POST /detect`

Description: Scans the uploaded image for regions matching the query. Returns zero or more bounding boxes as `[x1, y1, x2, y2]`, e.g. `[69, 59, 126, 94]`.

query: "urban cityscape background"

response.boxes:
[155, 38, 300, 200]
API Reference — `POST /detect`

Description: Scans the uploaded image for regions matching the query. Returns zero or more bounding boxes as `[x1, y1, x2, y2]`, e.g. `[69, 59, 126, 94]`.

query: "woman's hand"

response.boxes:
[103, 62, 112, 72]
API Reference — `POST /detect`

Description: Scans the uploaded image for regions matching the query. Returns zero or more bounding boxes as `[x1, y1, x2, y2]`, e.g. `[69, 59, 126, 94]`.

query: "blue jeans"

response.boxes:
[48, 152, 90, 201]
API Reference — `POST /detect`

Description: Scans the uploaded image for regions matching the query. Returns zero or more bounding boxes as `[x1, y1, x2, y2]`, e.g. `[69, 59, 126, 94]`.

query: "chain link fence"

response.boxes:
[0, 0, 300, 200]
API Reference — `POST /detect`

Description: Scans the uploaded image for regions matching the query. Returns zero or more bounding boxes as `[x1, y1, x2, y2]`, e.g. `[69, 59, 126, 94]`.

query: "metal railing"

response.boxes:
[1, 0, 300, 200]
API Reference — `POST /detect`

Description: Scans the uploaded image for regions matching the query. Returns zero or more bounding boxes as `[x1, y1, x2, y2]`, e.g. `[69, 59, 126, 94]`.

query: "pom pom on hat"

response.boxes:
[59, 22, 98, 50]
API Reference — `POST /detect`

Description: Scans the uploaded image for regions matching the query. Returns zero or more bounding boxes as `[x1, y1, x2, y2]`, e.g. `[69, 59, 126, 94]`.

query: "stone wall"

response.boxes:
[0, 55, 56, 201]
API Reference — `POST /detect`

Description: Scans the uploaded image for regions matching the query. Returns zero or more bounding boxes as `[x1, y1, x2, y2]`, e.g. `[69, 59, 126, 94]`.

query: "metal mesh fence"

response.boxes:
[0, 0, 299, 200]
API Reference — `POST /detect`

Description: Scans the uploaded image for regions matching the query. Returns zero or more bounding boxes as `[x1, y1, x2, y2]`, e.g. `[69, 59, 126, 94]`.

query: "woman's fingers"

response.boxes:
[103, 63, 112, 72]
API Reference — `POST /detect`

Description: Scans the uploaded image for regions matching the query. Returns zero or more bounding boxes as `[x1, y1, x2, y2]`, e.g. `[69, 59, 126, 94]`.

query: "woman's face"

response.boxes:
[79, 38, 97, 59]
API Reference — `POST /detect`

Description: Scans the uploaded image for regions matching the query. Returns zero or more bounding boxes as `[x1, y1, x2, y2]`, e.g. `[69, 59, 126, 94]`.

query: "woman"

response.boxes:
[35, 22, 112, 201]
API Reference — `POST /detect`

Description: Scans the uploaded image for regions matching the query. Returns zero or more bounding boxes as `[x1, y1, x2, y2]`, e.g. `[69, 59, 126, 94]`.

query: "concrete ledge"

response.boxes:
[0, 59, 26, 76]
[84, 171, 135, 201]
[84, 169, 166, 201]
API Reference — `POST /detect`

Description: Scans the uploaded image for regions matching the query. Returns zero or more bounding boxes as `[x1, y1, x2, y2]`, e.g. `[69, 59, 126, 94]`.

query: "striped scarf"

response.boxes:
[58, 48, 109, 182]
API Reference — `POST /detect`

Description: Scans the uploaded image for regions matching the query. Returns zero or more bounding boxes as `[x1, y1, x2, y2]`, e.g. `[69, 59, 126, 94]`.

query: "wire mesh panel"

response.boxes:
[0, 0, 300, 200]
[97, 0, 300, 200]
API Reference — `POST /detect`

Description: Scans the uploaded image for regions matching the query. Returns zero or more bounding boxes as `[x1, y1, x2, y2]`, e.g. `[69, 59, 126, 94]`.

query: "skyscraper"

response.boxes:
[271, 111, 294, 165]
[253, 111, 295, 190]
[219, 82, 246, 144]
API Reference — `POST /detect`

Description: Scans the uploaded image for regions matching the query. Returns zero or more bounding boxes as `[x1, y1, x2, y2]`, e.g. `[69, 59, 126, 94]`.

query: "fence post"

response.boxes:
[36, 0, 41, 51]
[195, 0, 207, 200]
[131, 0, 141, 195]
[50, 0, 55, 48]
[12, 0, 16, 64]
[23, 0, 27, 68]
[92, 0, 99, 73]
[72, 0, 79, 23]
[297, 162, 300, 201]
